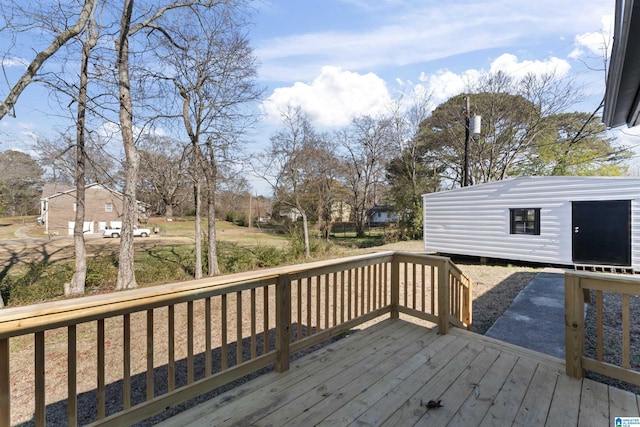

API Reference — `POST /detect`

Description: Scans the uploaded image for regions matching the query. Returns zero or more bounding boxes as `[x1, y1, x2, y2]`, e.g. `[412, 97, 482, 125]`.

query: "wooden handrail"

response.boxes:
[0, 251, 471, 426]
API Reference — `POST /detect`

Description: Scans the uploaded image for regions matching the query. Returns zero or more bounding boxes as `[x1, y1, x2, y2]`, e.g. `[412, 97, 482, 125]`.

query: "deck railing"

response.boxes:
[0, 251, 471, 426]
[565, 270, 640, 386]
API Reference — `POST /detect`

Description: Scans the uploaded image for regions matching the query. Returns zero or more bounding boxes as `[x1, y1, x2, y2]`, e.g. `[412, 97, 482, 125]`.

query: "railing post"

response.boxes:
[276, 273, 291, 372]
[437, 259, 449, 335]
[390, 255, 399, 319]
[0, 338, 9, 427]
[565, 272, 584, 378]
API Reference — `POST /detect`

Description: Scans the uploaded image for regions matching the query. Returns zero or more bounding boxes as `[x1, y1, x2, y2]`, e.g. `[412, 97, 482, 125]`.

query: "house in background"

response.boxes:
[40, 183, 149, 236]
[423, 176, 640, 271]
[366, 205, 397, 225]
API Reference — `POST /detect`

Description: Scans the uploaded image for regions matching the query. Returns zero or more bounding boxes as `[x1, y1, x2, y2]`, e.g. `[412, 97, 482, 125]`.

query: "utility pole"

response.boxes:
[463, 96, 471, 187]
[462, 96, 481, 187]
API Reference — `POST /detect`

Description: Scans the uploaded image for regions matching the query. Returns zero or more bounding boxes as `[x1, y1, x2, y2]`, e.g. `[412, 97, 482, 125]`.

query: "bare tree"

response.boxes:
[161, 3, 260, 276]
[338, 116, 392, 238]
[138, 136, 191, 220]
[113, 1, 242, 288]
[36, 133, 118, 187]
[0, 0, 96, 120]
[261, 107, 318, 258]
[385, 88, 439, 238]
[68, 1, 99, 296]
[0, 150, 43, 216]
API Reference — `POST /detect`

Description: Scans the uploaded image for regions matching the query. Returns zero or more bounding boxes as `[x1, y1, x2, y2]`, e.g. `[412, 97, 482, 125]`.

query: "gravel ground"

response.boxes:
[583, 291, 640, 394]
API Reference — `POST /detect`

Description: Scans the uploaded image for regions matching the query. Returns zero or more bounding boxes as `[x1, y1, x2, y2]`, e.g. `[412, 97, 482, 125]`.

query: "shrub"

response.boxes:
[86, 253, 119, 291]
[3, 261, 72, 305]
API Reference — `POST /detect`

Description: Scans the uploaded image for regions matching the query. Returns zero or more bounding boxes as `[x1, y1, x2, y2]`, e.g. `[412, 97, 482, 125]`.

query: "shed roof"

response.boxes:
[422, 176, 640, 198]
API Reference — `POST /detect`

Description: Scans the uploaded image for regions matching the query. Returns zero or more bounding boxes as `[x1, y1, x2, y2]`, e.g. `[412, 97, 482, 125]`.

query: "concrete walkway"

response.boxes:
[485, 267, 566, 359]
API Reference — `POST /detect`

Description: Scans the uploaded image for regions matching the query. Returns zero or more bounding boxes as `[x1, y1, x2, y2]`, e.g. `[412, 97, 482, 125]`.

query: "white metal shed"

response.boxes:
[422, 176, 640, 270]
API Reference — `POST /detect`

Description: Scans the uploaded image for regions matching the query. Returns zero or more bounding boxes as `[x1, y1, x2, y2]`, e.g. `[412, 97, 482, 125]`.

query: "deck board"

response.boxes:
[158, 318, 640, 427]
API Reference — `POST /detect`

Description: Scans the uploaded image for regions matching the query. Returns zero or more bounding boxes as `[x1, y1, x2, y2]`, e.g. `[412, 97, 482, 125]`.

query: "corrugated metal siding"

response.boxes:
[423, 176, 640, 268]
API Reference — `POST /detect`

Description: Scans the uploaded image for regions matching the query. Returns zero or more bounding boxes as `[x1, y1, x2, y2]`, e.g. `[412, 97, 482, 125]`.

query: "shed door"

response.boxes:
[572, 200, 631, 266]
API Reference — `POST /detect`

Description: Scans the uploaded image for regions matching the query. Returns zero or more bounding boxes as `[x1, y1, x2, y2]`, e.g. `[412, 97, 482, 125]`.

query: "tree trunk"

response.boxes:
[165, 203, 174, 221]
[206, 190, 220, 276]
[193, 172, 203, 279]
[205, 157, 220, 276]
[68, 4, 97, 296]
[301, 209, 311, 258]
[115, 0, 138, 290]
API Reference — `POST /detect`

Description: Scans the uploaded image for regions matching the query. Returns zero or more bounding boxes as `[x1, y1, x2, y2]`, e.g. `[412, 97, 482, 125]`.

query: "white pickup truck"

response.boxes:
[102, 225, 151, 238]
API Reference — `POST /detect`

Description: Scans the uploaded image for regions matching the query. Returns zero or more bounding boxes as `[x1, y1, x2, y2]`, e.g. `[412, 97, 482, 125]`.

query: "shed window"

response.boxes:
[510, 208, 540, 235]
[105, 203, 113, 213]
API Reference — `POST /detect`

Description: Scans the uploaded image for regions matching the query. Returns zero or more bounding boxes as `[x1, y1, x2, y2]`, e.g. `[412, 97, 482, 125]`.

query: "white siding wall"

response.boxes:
[423, 176, 640, 268]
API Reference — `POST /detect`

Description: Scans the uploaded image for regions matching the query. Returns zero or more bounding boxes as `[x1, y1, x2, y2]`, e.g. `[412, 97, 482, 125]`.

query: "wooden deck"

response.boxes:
[159, 319, 640, 426]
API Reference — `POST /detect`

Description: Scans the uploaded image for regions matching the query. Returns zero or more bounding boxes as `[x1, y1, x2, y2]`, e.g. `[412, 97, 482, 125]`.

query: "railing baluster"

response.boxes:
[376, 264, 381, 309]
[68, 325, 77, 427]
[237, 291, 243, 366]
[354, 268, 359, 318]
[97, 319, 105, 419]
[297, 279, 302, 340]
[324, 274, 329, 329]
[412, 263, 416, 309]
[384, 263, 388, 306]
[622, 294, 630, 369]
[596, 290, 603, 361]
[404, 262, 408, 307]
[187, 301, 194, 383]
[360, 268, 365, 315]
[167, 306, 175, 392]
[221, 294, 228, 370]
[146, 310, 154, 400]
[333, 272, 338, 327]
[251, 289, 257, 359]
[421, 264, 426, 312]
[347, 269, 352, 320]
[35, 331, 45, 426]
[205, 298, 212, 376]
[431, 266, 436, 314]
[0, 338, 9, 427]
[340, 271, 345, 323]
[124, 313, 131, 407]
[366, 265, 371, 313]
[316, 276, 321, 332]
[306, 277, 312, 336]
[263, 286, 270, 354]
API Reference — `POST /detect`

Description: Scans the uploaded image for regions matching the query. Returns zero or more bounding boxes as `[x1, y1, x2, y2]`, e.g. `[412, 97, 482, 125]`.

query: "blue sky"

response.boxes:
[252, 0, 616, 127]
[2, 0, 640, 186]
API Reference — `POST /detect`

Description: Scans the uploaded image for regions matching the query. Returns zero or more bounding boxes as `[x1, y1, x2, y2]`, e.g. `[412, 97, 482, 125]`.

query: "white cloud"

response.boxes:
[417, 54, 570, 106]
[489, 54, 571, 79]
[418, 69, 481, 104]
[261, 66, 391, 127]
[571, 15, 614, 59]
